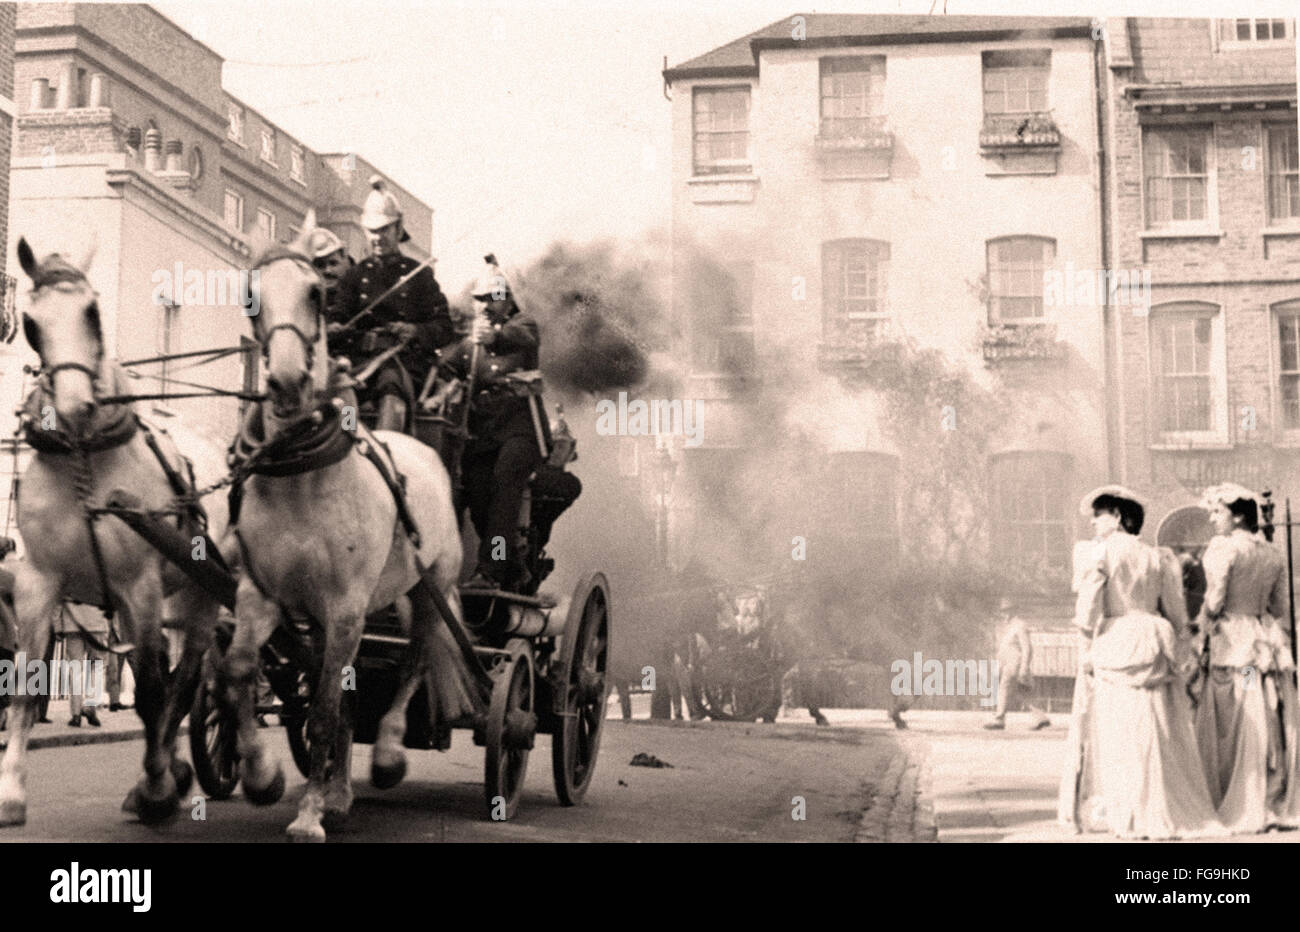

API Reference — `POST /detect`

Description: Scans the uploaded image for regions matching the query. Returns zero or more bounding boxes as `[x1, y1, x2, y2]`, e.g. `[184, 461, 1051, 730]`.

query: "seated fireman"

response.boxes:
[326, 177, 454, 431]
[431, 256, 543, 590]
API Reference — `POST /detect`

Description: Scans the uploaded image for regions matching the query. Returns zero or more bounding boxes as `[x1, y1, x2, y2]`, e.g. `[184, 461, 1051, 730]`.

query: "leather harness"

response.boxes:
[227, 399, 424, 601]
[19, 383, 206, 653]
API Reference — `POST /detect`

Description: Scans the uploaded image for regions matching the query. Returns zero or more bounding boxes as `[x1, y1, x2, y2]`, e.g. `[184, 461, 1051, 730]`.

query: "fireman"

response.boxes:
[306, 227, 352, 315]
[430, 256, 543, 590]
[327, 176, 454, 432]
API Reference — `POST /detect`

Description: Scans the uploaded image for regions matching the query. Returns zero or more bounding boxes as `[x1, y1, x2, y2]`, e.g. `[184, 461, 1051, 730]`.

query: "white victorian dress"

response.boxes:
[1058, 530, 1227, 839]
[1194, 529, 1298, 831]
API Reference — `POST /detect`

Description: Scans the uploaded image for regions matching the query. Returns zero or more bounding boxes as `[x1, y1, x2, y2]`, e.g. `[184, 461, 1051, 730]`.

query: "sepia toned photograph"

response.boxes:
[0, 0, 1294, 906]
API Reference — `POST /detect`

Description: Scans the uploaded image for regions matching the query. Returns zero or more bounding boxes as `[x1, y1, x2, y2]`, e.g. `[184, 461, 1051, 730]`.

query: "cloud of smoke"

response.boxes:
[460, 234, 1025, 705]
[513, 239, 672, 397]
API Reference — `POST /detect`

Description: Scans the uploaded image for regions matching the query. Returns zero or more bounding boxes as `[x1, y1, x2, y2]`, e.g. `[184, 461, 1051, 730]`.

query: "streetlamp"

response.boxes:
[654, 434, 677, 568]
[649, 434, 678, 721]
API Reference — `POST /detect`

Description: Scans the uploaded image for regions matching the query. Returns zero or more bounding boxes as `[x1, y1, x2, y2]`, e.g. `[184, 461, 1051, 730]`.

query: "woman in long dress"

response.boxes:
[1193, 483, 1296, 832]
[1058, 485, 1226, 839]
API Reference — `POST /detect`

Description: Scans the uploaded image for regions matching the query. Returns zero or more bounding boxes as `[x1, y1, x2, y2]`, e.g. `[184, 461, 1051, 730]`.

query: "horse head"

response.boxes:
[15, 237, 103, 436]
[248, 211, 330, 427]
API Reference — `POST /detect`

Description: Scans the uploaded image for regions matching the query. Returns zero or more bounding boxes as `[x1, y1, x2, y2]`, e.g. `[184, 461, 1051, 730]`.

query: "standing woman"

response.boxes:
[1194, 484, 1293, 832]
[1058, 486, 1225, 838]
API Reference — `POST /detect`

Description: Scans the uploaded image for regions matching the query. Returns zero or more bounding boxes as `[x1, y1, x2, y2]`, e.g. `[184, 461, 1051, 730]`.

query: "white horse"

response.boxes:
[217, 216, 475, 842]
[0, 239, 229, 825]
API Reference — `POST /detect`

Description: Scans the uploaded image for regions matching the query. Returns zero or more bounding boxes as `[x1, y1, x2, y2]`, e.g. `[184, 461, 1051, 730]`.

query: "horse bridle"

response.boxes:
[27, 283, 106, 396]
[251, 254, 326, 371]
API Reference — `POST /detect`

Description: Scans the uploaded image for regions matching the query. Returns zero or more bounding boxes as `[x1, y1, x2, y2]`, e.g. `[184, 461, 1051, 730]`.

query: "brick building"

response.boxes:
[0, 3, 17, 388]
[1, 3, 432, 444]
[1100, 17, 1299, 560]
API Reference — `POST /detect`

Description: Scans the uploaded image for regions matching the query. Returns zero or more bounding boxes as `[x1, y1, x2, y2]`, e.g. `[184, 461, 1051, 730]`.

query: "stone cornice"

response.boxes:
[1125, 82, 1297, 109]
[105, 165, 251, 260]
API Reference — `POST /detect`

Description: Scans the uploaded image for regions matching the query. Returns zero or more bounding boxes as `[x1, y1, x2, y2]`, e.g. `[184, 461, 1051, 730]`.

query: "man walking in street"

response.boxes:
[985, 597, 1049, 730]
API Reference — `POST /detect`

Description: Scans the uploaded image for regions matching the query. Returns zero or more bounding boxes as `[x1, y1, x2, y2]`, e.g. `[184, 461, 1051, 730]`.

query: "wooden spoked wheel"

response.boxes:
[484, 648, 535, 821]
[551, 574, 611, 806]
[189, 647, 240, 800]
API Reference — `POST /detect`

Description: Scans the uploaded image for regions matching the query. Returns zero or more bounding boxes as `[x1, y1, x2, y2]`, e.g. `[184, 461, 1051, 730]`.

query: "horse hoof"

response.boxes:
[242, 765, 285, 807]
[321, 808, 350, 833]
[0, 799, 26, 827]
[370, 756, 407, 790]
[136, 790, 180, 825]
[121, 785, 141, 814]
[170, 759, 195, 798]
[286, 821, 326, 843]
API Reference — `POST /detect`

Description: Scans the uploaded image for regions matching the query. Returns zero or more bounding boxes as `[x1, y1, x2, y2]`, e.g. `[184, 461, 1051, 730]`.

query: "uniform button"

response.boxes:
[361, 278, 369, 285]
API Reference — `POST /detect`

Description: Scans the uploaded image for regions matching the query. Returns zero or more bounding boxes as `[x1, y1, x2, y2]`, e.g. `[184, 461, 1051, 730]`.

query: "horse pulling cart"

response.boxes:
[109, 397, 612, 823]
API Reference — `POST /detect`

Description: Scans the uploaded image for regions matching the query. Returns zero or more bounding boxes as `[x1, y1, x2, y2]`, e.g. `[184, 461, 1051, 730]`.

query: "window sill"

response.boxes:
[1218, 41, 1293, 51]
[689, 172, 757, 183]
[1149, 440, 1233, 451]
[1139, 228, 1225, 241]
[226, 135, 246, 148]
[1262, 225, 1300, 237]
[687, 174, 759, 204]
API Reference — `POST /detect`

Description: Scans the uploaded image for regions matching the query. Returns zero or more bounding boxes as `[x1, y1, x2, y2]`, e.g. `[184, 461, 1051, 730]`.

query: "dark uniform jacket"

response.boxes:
[437, 307, 540, 451]
[330, 252, 455, 382]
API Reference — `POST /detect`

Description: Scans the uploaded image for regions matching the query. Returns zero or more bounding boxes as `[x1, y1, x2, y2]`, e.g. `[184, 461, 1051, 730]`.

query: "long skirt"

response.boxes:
[1195, 614, 1300, 832]
[1059, 612, 1227, 839]
[1195, 665, 1270, 833]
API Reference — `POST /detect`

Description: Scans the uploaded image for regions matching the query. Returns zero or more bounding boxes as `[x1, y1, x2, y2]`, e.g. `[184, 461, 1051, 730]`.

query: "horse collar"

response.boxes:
[20, 384, 139, 456]
[232, 400, 354, 478]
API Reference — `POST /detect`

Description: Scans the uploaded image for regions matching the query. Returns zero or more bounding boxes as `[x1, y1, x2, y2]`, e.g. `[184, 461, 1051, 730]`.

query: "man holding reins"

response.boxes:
[327, 177, 455, 432]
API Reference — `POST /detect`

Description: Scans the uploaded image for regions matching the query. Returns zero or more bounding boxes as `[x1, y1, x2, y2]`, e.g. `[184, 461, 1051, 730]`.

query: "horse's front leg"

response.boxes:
[0, 567, 60, 827]
[160, 586, 218, 754]
[123, 584, 217, 816]
[371, 594, 427, 790]
[221, 577, 285, 806]
[118, 572, 186, 824]
[322, 686, 355, 831]
[288, 606, 364, 843]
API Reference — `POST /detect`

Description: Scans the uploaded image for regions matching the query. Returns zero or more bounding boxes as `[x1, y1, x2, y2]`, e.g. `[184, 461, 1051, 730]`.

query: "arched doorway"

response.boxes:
[1157, 506, 1214, 619]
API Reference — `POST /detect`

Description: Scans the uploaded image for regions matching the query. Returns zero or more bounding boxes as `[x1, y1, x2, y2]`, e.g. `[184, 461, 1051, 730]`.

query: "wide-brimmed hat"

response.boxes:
[1200, 483, 1260, 510]
[1078, 484, 1145, 517]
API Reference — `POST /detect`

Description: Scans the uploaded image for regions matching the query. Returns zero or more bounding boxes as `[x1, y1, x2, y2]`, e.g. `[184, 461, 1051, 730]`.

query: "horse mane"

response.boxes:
[27, 254, 90, 292]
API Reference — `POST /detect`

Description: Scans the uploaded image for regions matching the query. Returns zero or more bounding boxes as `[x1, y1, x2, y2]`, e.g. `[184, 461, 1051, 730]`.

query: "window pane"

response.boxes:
[694, 88, 750, 172]
[1145, 129, 1208, 226]
[1281, 316, 1300, 372]
[824, 241, 888, 328]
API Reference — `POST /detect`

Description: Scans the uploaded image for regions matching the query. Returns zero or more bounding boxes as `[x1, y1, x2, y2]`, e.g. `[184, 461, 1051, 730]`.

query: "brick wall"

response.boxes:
[1107, 17, 1300, 526]
[0, 3, 16, 282]
[1129, 16, 1295, 84]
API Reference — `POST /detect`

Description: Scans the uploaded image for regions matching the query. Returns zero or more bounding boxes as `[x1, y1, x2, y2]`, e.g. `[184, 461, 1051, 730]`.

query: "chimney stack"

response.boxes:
[144, 127, 162, 172]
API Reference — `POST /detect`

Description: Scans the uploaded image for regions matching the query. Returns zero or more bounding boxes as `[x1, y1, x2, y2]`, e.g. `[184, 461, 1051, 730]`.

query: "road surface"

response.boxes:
[0, 719, 917, 842]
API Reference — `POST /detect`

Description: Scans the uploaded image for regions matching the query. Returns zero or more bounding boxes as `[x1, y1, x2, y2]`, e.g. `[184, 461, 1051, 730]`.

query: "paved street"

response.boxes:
[9, 700, 1297, 842]
[0, 713, 924, 843]
[908, 709, 1300, 843]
